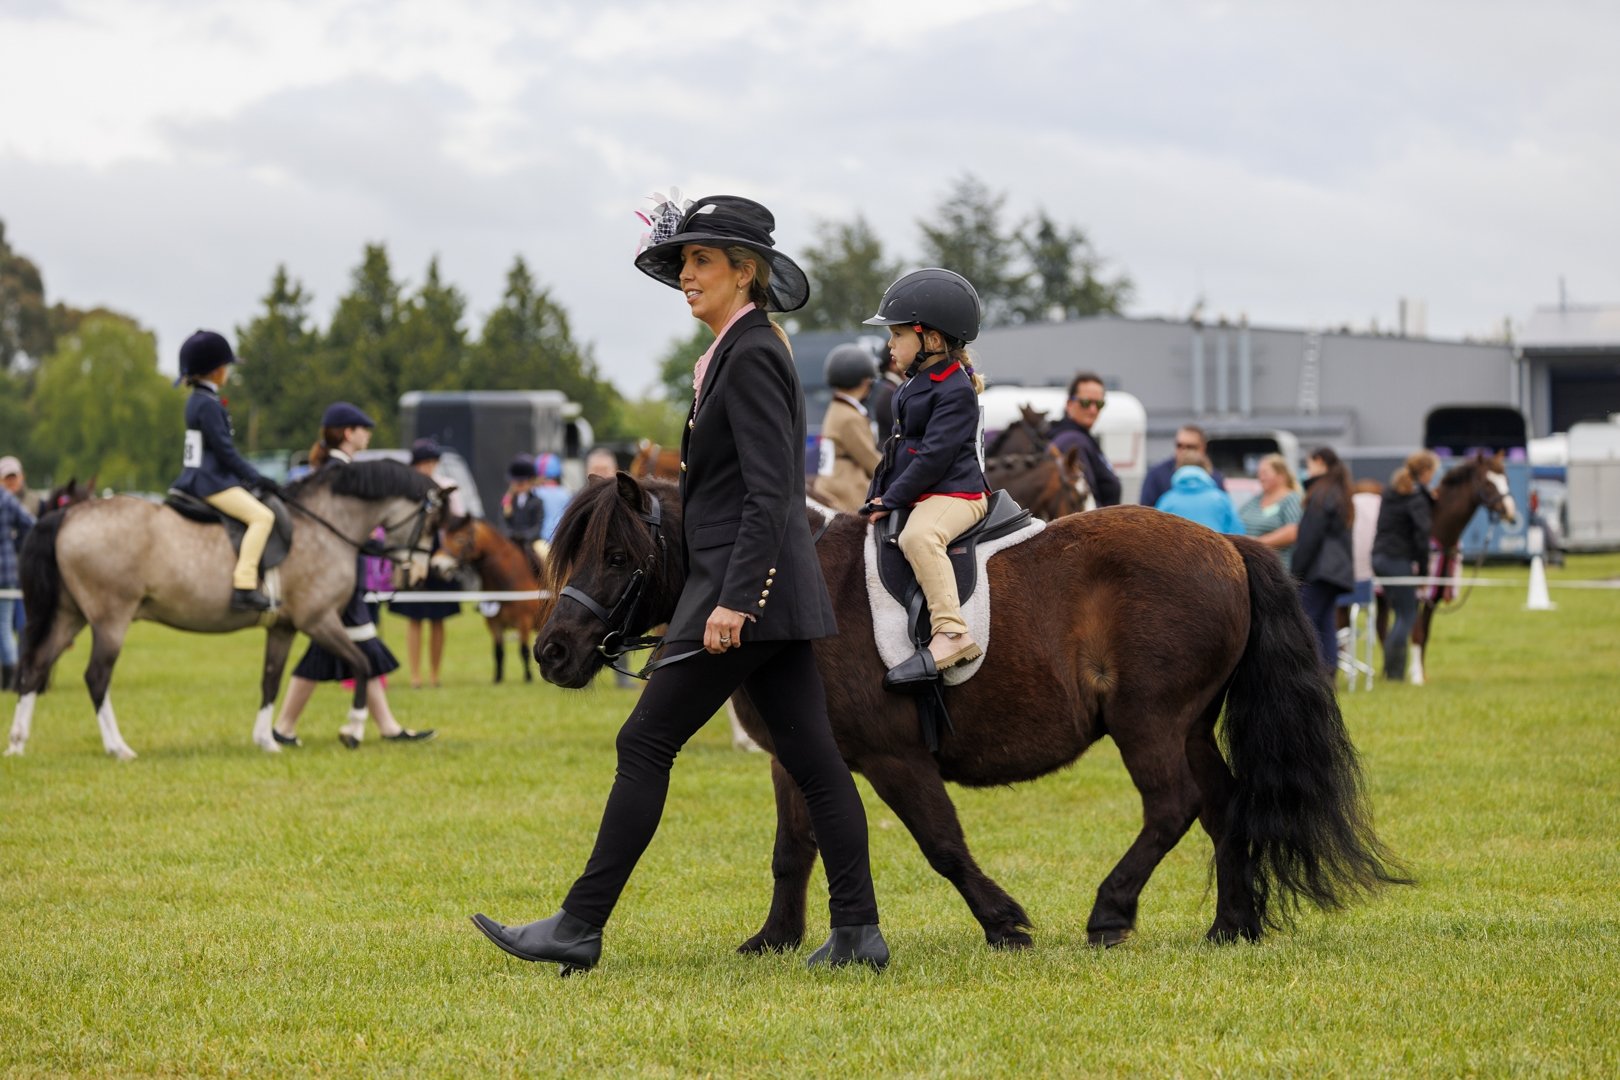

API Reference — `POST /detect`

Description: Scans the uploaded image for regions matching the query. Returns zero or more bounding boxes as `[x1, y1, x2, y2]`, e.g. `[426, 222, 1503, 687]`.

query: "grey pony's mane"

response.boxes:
[287, 459, 437, 502]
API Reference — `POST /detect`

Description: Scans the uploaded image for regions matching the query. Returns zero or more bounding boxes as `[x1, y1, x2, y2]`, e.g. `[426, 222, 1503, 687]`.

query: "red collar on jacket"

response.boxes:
[927, 361, 961, 382]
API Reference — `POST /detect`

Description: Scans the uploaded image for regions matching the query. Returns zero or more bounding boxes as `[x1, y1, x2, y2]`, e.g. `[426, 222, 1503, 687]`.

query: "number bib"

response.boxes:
[817, 436, 837, 477]
[183, 429, 204, 469]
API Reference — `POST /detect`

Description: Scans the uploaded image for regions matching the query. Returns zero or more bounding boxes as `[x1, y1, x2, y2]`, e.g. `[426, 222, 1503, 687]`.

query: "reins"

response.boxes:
[282, 489, 438, 565]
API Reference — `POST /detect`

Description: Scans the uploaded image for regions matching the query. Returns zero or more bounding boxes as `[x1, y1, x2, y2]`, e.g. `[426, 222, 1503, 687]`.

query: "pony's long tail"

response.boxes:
[17, 509, 68, 692]
[1221, 538, 1410, 928]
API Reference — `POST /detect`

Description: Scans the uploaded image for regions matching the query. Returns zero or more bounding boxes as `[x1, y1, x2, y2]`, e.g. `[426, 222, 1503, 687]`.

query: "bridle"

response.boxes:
[284, 488, 443, 565]
[558, 494, 691, 679]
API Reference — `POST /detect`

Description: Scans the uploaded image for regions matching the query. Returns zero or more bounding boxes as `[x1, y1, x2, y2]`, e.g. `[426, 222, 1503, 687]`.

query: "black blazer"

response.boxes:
[172, 384, 268, 498]
[1372, 487, 1434, 568]
[667, 309, 837, 643]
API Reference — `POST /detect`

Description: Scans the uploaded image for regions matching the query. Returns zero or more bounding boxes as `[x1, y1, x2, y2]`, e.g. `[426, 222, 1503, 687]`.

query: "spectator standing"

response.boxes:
[1371, 450, 1438, 681]
[1047, 372, 1121, 506]
[1140, 425, 1226, 508]
[584, 448, 618, 483]
[1155, 464, 1244, 534]
[387, 438, 464, 689]
[1293, 447, 1356, 672]
[532, 452, 573, 545]
[1237, 453, 1303, 569]
[0, 477, 35, 691]
[866, 340, 903, 440]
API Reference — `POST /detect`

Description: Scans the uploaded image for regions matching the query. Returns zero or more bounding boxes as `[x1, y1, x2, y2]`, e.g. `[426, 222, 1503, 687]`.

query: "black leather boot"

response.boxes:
[1, 664, 14, 692]
[806, 924, 890, 970]
[470, 910, 603, 974]
[230, 588, 272, 611]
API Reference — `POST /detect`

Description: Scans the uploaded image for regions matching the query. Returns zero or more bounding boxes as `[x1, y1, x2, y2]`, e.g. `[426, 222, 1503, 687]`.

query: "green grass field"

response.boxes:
[4, 556, 1618, 1077]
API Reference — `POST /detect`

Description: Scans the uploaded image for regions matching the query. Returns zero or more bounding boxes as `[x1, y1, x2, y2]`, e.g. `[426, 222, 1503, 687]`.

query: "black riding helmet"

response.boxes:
[824, 343, 877, 390]
[862, 268, 982, 344]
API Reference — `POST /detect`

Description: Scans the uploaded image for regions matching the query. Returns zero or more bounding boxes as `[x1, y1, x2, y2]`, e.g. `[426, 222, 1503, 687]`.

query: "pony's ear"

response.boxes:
[616, 471, 647, 511]
[1062, 446, 1083, 474]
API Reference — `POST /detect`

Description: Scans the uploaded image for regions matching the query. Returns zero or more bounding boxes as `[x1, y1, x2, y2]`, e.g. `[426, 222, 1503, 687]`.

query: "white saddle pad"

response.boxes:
[864, 517, 1045, 685]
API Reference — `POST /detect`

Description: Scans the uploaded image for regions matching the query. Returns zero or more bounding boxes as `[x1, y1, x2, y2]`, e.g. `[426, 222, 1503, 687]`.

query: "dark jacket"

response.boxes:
[1140, 456, 1225, 508]
[503, 491, 545, 545]
[1372, 486, 1434, 568]
[1293, 477, 1355, 591]
[668, 309, 837, 643]
[867, 372, 902, 439]
[869, 360, 986, 508]
[1048, 417, 1122, 506]
[172, 383, 268, 498]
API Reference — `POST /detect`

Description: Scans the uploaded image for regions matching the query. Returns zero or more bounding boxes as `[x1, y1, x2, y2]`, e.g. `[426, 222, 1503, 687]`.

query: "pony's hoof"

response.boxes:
[1086, 927, 1133, 948]
[4, 743, 24, 757]
[737, 930, 802, 955]
[253, 735, 281, 754]
[1204, 924, 1261, 945]
[338, 732, 361, 750]
[109, 746, 138, 762]
[988, 928, 1033, 950]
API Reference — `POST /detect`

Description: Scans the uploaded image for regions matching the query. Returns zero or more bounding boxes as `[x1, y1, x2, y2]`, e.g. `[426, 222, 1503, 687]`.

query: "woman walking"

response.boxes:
[471, 194, 885, 972]
[1293, 447, 1356, 672]
[1371, 450, 1438, 680]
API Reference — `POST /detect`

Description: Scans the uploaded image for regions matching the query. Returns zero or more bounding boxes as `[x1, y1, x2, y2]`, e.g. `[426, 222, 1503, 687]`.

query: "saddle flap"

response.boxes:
[164, 489, 294, 572]
[875, 490, 1031, 636]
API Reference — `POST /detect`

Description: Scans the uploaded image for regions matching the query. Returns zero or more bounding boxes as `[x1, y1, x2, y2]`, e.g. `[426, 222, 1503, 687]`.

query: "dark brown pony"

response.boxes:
[984, 446, 1088, 521]
[1402, 451, 1518, 685]
[629, 439, 683, 482]
[533, 474, 1405, 951]
[438, 515, 544, 684]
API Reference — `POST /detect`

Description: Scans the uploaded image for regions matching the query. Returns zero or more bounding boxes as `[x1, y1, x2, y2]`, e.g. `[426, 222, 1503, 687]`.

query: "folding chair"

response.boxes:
[1336, 579, 1376, 692]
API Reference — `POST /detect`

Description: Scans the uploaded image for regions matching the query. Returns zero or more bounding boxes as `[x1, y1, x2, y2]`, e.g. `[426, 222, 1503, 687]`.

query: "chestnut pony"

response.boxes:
[533, 474, 1405, 951]
[437, 515, 544, 684]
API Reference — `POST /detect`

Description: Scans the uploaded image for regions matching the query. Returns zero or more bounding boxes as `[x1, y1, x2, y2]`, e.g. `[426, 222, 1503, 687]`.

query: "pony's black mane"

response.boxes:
[289, 459, 436, 502]
[545, 475, 684, 603]
[1437, 458, 1483, 488]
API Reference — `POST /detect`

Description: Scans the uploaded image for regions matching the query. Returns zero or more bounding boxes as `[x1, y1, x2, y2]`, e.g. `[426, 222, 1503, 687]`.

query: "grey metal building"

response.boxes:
[1517, 305, 1620, 435]
[974, 315, 1523, 463]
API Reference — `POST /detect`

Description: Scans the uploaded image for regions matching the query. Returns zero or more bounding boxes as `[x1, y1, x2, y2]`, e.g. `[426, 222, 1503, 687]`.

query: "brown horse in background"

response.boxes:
[984, 406, 1089, 520]
[532, 475, 1406, 953]
[1403, 451, 1518, 685]
[630, 439, 683, 482]
[437, 515, 544, 684]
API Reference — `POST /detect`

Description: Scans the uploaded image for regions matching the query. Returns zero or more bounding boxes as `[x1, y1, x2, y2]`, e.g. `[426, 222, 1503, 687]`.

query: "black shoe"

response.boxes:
[806, 924, 889, 970]
[470, 910, 603, 974]
[382, 728, 436, 743]
[229, 588, 272, 612]
[882, 649, 939, 694]
[271, 728, 302, 748]
[1, 664, 14, 692]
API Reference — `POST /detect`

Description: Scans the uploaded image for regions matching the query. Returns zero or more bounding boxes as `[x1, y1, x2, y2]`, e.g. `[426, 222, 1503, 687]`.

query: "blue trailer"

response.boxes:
[1424, 405, 1533, 560]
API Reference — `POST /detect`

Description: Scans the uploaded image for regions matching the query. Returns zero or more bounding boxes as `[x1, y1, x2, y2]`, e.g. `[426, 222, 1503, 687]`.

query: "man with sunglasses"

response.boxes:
[1048, 371, 1122, 507]
[1139, 424, 1227, 509]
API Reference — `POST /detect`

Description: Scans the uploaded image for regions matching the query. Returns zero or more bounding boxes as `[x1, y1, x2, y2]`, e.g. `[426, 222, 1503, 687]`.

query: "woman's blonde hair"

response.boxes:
[1258, 452, 1298, 491]
[725, 246, 792, 354]
[1389, 449, 1440, 495]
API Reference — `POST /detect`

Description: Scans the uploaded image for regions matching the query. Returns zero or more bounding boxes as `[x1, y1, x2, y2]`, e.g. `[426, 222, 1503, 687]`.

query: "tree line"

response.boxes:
[658, 174, 1132, 400]
[2, 174, 1131, 490]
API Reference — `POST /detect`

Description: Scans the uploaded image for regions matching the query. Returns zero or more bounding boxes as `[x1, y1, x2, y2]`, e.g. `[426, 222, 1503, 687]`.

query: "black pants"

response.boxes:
[1372, 553, 1419, 679]
[1299, 580, 1343, 672]
[563, 639, 879, 929]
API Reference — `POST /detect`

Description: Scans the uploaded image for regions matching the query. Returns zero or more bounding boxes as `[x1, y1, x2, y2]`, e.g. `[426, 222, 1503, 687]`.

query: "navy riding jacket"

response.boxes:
[172, 383, 268, 498]
[869, 360, 986, 508]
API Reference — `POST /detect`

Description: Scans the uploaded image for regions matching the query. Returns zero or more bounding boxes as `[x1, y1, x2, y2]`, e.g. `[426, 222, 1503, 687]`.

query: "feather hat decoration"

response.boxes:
[634, 187, 694, 255]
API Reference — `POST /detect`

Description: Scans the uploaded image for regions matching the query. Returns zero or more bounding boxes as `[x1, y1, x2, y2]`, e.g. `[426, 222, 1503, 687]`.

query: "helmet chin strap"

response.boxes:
[903, 324, 944, 378]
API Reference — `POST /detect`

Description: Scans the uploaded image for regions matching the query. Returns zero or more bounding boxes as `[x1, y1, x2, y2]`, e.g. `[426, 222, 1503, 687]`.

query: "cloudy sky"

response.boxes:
[3, 0, 1617, 397]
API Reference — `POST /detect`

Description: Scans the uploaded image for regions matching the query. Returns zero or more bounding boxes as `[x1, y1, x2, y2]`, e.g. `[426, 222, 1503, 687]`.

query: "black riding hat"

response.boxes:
[824, 343, 877, 390]
[410, 438, 443, 464]
[179, 330, 238, 379]
[634, 195, 809, 313]
[508, 454, 538, 480]
[321, 401, 375, 429]
[863, 268, 982, 344]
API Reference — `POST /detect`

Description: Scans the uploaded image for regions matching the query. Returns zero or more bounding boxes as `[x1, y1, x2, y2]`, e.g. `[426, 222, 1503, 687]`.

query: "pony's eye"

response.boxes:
[608, 552, 628, 568]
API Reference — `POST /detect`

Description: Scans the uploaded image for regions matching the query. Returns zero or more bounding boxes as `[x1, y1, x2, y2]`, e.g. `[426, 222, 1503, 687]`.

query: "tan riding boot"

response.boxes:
[928, 632, 982, 670]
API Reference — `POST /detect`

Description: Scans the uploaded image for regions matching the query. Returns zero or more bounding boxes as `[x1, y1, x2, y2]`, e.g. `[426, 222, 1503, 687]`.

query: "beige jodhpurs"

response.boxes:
[204, 486, 275, 590]
[896, 495, 989, 637]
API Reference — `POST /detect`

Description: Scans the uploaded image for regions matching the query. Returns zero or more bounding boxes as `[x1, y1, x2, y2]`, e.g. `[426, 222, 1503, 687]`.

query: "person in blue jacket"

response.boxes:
[170, 330, 277, 611]
[862, 268, 990, 682]
[533, 452, 573, 545]
[1155, 464, 1245, 534]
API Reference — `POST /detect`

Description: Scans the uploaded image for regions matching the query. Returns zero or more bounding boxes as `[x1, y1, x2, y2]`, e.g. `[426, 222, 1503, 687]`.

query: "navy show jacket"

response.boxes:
[172, 383, 268, 498]
[869, 360, 987, 508]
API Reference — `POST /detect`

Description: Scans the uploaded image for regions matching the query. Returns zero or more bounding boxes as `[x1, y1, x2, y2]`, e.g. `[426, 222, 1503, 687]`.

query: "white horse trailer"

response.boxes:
[978, 385, 1148, 505]
[1565, 419, 1620, 550]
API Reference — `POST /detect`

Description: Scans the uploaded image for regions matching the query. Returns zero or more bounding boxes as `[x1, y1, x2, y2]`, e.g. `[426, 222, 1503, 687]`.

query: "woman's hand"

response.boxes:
[704, 606, 747, 654]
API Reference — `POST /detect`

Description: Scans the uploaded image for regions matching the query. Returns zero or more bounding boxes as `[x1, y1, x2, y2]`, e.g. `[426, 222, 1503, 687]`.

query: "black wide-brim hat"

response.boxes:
[634, 195, 809, 313]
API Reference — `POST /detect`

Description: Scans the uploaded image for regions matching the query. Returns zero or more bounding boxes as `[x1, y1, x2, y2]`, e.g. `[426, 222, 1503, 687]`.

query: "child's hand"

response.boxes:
[861, 497, 890, 522]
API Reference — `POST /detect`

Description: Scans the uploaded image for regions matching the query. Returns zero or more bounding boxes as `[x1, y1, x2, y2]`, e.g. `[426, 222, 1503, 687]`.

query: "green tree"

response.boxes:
[1014, 212, 1133, 322]
[917, 175, 1028, 328]
[0, 219, 53, 371]
[30, 313, 182, 490]
[232, 266, 324, 453]
[795, 215, 900, 332]
[396, 256, 468, 395]
[466, 256, 622, 435]
[654, 324, 711, 405]
[324, 244, 409, 444]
